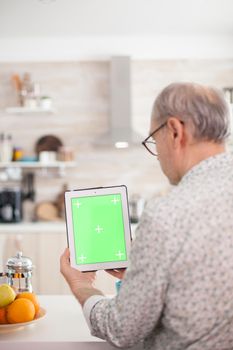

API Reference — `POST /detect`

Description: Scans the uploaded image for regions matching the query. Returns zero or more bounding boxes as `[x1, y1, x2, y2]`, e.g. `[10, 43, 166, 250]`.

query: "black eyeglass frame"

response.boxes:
[142, 122, 167, 156]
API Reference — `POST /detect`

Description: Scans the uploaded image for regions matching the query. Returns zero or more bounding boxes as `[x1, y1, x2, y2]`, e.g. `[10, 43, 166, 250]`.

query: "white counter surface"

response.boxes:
[0, 295, 104, 342]
[1, 294, 145, 350]
[1, 295, 137, 350]
[0, 295, 142, 350]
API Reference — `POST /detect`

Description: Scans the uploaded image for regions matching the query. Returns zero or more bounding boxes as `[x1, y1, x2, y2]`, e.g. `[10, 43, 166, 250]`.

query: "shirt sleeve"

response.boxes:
[83, 295, 107, 330]
[88, 204, 182, 348]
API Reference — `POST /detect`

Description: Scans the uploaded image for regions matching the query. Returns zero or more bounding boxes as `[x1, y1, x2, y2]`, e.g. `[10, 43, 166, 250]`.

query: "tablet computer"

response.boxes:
[65, 185, 132, 271]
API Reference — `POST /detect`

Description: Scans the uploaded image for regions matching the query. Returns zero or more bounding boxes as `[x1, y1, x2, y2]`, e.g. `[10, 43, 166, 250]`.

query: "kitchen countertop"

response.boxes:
[0, 295, 98, 343]
[0, 295, 143, 350]
[0, 222, 138, 236]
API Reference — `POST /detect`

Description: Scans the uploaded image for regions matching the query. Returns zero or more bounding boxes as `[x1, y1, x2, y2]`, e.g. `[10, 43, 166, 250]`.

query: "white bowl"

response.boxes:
[0, 307, 46, 333]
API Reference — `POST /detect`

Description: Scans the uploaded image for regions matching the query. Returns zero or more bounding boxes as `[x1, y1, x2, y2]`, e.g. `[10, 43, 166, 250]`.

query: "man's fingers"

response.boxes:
[60, 248, 71, 274]
[105, 269, 120, 278]
[63, 247, 70, 260]
[63, 248, 70, 261]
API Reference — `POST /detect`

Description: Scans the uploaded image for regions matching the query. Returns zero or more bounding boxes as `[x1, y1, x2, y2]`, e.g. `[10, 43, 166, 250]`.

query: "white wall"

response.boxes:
[0, 59, 232, 202]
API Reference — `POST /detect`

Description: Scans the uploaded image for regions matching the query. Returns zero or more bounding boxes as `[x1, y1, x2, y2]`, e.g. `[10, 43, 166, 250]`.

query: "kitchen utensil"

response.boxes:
[22, 172, 35, 202]
[35, 201, 60, 221]
[11, 74, 22, 92]
[0, 133, 13, 162]
[223, 87, 233, 104]
[40, 96, 52, 109]
[21, 172, 36, 222]
[129, 194, 144, 223]
[39, 151, 57, 163]
[0, 188, 22, 223]
[57, 146, 75, 161]
[35, 135, 63, 157]
[0, 252, 34, 293]
[55, 183, 68, 218]
[12, 147, 24, 161]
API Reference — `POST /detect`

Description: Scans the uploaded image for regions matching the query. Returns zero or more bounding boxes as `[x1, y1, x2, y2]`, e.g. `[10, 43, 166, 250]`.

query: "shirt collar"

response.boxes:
[180, 151, 233, 185]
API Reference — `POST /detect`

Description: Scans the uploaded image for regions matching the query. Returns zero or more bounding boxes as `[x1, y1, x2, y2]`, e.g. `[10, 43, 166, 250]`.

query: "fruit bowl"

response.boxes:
[0, 307, 46, 333]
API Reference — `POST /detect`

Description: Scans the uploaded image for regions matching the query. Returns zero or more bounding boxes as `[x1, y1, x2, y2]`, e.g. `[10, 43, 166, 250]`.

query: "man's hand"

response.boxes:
[105, 268, 126, 280]
[60, 248, 103, 305]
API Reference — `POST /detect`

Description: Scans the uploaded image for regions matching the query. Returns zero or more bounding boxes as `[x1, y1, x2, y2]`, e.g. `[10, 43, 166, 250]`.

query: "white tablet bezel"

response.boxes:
[65, 185, 132, 271]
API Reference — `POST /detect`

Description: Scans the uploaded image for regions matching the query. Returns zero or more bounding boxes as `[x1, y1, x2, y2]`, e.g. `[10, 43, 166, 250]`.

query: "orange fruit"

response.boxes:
[6, 298, 35, 323]
[0, 307, 8, 324]
[16, 292, 40, 314]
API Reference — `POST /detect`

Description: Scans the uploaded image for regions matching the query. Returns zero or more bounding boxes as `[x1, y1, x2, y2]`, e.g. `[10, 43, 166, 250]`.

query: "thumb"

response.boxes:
[64, 247, 70, 258]
[61, 247, 70, 266]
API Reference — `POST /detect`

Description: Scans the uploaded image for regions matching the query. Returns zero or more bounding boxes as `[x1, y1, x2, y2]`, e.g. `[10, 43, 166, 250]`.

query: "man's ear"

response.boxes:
[166, 117, 185, 148]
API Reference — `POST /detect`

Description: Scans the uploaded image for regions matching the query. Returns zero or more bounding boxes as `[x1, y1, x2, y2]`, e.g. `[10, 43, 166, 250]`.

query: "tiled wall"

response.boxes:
[0, 59, 233, 204]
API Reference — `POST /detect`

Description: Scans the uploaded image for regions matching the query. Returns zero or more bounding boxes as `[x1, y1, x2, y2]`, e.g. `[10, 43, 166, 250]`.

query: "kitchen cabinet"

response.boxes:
[0, 224, 119, 295]
[0, 231, 74, 294]
[0, 223, 137, 294]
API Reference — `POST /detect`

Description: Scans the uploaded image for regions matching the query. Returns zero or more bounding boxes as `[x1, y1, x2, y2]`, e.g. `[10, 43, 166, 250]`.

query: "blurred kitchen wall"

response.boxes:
[0, 59, 233, 202]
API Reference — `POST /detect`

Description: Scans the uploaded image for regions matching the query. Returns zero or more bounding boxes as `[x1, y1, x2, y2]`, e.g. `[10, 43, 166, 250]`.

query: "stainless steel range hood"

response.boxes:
[96, 56, 141, 148]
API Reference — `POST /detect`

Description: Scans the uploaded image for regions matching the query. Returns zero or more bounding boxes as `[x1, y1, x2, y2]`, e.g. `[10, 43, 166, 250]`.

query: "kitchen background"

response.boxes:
[0, 0, 233, 295]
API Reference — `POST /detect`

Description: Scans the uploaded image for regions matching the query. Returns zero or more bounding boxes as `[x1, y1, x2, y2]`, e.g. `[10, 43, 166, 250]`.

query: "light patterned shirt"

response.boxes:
[84, 152, 233, 350]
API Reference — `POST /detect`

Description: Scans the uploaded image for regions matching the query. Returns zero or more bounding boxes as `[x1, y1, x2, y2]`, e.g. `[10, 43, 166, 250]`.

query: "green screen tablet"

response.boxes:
[65, 185, 131, 271]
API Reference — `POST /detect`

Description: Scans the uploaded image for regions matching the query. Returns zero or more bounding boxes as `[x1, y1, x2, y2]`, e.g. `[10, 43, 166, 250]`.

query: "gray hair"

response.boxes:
[152, 82, 230, 142]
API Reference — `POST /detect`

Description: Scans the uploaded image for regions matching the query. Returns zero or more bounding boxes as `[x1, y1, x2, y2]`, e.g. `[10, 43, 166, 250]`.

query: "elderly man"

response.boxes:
[60, 82, 233, 350]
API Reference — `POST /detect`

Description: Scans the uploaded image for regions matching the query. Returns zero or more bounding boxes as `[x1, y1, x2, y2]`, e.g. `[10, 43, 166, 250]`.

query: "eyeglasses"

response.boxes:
[142, 122, 167, 156]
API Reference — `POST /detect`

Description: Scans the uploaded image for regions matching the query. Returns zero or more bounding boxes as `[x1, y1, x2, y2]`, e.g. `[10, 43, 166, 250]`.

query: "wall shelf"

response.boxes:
[5, 107, 56, 114]
[0, 221, 66, 233]
[0, 161, 76, 169]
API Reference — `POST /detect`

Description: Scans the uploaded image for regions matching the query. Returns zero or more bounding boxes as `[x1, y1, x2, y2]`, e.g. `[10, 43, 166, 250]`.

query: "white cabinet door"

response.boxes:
[0, 233, 39, 292]
[0, 232, 117, 295]
[37, 232, 70, 294]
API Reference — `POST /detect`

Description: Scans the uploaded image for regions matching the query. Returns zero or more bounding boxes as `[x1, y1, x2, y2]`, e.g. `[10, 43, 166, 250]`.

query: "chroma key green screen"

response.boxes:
[71, 194, 127, 265]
